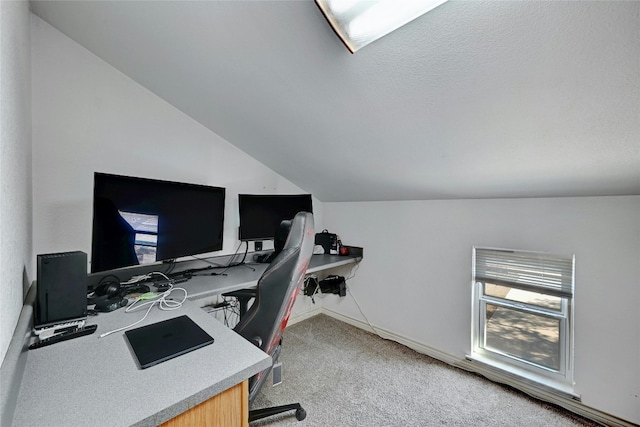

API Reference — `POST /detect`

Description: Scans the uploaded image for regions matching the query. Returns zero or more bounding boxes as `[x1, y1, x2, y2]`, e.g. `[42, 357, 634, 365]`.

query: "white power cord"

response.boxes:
[99, 272, 188, 338]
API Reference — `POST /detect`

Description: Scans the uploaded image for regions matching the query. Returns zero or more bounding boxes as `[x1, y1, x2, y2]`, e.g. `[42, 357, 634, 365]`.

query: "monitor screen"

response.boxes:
[238, 194, 313, 241]
[91, 173, 225, 273]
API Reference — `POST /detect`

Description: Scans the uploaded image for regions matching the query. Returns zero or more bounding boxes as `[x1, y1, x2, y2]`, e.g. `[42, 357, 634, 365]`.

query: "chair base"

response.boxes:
[249, 403, 306, 423]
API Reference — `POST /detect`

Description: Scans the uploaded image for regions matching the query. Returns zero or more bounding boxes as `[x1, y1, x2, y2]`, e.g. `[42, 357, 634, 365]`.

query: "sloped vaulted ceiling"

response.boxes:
[30, 0, 640, 202]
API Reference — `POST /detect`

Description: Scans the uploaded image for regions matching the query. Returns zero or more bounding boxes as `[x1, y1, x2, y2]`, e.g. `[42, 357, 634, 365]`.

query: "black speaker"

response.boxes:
[35, 251, 88, 328]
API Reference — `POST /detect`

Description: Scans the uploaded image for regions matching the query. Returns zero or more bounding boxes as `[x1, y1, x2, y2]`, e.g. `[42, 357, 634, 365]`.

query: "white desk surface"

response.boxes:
[9, 299, 271, 427]
[2, 253, 360, 427]
[184, 253, 360, 300]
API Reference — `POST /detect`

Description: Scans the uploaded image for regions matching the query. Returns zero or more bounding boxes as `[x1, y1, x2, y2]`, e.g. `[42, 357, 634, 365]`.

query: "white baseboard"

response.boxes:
[315, 308, 636, 427]
[319, 308, 459, 365]
[455, 358, 634, 427]
[288, 306, 323, 326]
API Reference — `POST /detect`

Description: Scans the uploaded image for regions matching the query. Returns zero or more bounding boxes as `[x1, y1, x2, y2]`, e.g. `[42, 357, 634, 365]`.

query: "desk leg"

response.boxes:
[161, 380, 249, 427]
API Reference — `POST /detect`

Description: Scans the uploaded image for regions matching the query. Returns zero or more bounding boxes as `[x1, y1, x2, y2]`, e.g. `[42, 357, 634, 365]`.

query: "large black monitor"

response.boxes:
[91, 172, 226, 273]
[238, 194, 312, 242]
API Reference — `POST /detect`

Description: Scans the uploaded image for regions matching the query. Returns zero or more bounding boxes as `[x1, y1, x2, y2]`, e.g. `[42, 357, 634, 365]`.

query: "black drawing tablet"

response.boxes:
[125, 315, 214, 369]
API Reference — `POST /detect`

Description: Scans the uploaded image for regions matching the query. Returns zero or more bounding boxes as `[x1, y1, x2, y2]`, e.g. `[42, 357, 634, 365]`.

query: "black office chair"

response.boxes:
[232, 212, 315, 423]
[225, 218, 294, 318]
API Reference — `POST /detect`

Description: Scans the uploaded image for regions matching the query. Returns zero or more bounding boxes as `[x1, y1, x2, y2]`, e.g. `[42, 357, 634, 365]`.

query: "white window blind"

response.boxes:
[475, 248, 574, 298]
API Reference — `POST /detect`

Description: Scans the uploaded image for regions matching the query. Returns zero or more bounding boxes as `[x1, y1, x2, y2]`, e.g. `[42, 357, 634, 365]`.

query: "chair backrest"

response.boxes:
[234, 211, 315, 400]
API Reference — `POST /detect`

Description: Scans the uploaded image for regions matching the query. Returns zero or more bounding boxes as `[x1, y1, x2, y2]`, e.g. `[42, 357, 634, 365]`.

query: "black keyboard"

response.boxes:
[29, 325, 98, 350]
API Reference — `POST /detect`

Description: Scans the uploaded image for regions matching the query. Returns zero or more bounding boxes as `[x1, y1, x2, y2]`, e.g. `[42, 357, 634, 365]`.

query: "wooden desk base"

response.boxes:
[161, 380, 248, 427]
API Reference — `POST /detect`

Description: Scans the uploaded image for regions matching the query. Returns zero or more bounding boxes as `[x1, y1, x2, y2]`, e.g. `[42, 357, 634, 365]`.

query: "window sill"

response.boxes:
[463, 353, 580, 401]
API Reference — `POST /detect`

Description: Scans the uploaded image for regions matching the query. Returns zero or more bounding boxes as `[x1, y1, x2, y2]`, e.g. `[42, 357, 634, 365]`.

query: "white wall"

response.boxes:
[24, 11, 640, 425]
[30, 15, 322, 270]
[322, 196, 639, 424]
[0, 0, 32, 365]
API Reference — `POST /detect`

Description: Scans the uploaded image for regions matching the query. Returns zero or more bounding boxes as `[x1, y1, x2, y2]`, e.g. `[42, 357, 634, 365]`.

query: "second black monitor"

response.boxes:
[238, 194, 312, 241]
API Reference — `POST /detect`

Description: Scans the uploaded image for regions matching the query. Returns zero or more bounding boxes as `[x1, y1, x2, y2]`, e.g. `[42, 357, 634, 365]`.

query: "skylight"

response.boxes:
[315, 0, 448, 53]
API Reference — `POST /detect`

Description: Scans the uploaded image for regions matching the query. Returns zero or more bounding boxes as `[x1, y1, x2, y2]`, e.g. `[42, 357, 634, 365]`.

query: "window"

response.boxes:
[119, 211, 159, 264]
[472, 248, 574, 385]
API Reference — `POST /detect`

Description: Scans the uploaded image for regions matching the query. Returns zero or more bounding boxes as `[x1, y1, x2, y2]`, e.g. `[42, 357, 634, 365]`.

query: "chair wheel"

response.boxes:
[295, 408, 306, 421]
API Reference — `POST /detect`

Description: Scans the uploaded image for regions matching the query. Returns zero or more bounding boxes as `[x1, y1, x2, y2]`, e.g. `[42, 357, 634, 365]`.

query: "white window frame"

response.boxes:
[471, 247, 575, 388]
[119, 211, 159, 263]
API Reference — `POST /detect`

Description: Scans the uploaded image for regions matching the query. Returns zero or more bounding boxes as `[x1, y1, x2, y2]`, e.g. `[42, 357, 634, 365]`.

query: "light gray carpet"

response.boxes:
[251, 314, 600, 427]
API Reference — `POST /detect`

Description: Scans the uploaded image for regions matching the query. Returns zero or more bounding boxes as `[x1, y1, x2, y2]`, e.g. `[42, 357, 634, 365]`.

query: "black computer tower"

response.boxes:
[35, 251, 88, 328]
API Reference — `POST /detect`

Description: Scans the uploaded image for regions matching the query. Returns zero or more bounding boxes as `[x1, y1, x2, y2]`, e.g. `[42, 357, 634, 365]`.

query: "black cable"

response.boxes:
[163, 259, 177, 275]
[218, 242, 255, 274]
[190, 254, 226, 268]
[225, 241, 248, 267]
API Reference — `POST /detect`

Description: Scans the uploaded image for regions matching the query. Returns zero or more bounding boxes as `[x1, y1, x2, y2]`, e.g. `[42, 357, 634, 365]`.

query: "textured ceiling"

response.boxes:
[29, 1, 640, 202]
